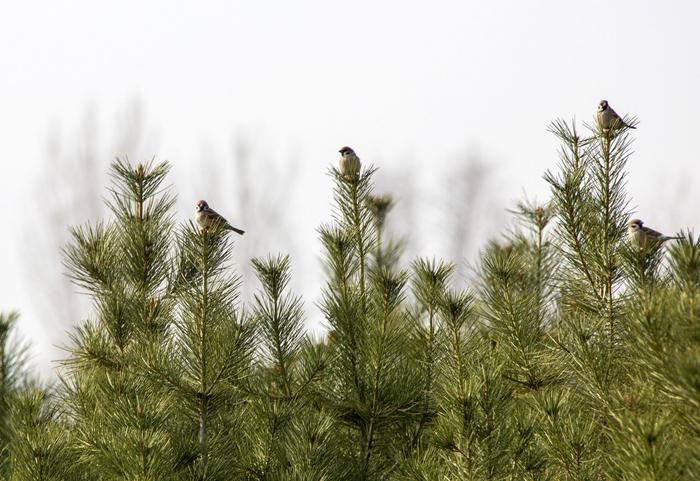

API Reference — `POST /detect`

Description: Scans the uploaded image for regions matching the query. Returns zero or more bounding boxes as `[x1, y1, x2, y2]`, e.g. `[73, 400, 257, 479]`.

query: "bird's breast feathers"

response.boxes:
[339, 153, 360, 174]
[629, 229, 644, 245]
[196, 209, 218, 227]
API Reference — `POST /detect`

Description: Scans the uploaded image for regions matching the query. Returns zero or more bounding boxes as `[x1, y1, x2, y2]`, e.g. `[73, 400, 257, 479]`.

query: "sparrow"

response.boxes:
[627, 218, 680, 249]
[338, 146, 361, 180]
[597, 100, 635, 131]
[195, 200, 245, 235]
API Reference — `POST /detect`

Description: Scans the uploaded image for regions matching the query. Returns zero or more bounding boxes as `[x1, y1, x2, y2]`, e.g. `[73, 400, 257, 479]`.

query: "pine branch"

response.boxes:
[409, 258, 453, 447]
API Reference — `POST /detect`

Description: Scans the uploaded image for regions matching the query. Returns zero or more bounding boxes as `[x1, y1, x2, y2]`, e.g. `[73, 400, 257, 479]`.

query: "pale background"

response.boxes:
[1, 0, 698, 378]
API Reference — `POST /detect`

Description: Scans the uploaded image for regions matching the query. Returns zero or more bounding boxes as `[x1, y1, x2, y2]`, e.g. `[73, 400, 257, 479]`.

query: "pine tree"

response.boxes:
[607, 232, 700, 480]
[318, 167, 422, 480]
[6, 388, 75, 481]
[365, 194, 400, 270]
[146, 218, 255, 480]
[542, 117, 640, 479]
[0, 311, 31, 477]
[240, 254, 330, 480]
[4, 106, 700, 481]
[61, 159, 179, 480]
[408, 258, 452, 451]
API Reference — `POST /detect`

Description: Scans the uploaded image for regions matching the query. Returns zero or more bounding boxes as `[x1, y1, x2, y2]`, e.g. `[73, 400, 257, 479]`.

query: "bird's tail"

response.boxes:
[662, 235, 682, 242]
[231, 226, 245, 235]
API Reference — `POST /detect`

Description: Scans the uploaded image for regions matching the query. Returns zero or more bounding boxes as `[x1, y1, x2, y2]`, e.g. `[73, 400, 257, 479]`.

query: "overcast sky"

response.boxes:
[1, 0, 699, 377]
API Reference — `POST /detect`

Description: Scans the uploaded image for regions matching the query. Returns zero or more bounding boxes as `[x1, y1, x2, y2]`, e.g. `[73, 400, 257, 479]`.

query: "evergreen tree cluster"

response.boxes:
[1, 116, 698, 480]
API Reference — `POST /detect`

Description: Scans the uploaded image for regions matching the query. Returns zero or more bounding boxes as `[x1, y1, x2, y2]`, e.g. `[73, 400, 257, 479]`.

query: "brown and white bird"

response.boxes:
[597, 100, 635, 131]
[338, 146, 361, 180]
[195, 200, 245, 235]
[627, 218, 680, 249]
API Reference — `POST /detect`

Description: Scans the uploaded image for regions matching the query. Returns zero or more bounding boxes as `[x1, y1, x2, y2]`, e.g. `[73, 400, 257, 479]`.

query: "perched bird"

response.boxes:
[195, 200, 245, 235]
[597, 100, 635, 131]
[627, 218, 680, 249]
[338, 146, 361, 180]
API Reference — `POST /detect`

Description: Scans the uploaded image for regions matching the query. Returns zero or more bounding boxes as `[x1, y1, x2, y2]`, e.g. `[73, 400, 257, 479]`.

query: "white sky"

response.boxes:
[1, 0, 699, 377]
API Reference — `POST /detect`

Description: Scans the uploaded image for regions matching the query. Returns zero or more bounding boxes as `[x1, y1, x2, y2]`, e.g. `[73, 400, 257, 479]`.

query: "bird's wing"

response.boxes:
[206, 208, 230, 226]
[611, 107, 636, 128]
[642, 226, 665, 239]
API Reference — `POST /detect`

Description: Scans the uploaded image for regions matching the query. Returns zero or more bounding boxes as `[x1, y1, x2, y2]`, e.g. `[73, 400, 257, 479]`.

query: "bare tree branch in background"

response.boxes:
[27, 103, 500, 359]
[24, 98, 156, 342]
[443, 152, 504, 281]
[195, 134, 302, 302]
[373, 155, 420, 265]
[375, 153, 505, 284]
[233, 137, 303, 300]
[26, 104, 104, 333]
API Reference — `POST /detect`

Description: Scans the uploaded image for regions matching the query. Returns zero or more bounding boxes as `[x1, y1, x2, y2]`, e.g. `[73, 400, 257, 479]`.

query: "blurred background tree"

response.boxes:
[23, 102, 506, 378]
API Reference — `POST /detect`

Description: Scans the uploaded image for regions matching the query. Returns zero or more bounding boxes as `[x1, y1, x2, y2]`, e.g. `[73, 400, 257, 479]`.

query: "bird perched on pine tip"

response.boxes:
[627, 218, 680, 250]
[195, 200, 245, 235]
[338, 146, 361, 180]
[597, 100, 635, 132]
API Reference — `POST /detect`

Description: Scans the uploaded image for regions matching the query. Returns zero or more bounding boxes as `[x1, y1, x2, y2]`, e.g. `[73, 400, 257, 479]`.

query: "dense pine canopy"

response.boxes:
[1, 116, 698, 480]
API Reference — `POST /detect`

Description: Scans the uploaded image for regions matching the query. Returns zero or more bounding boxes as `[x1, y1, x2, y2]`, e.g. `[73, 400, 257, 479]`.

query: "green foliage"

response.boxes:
[59, 159, 179, 480]
[7, 388, 73, 481]
[2, 111, 698, 480]
[239, 254, 329, 480]
[0, 311, 30, 477]
[318, 167, 423, 480]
